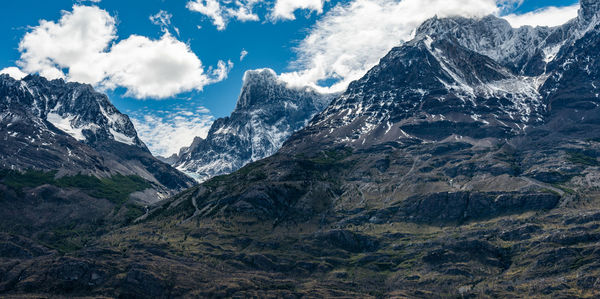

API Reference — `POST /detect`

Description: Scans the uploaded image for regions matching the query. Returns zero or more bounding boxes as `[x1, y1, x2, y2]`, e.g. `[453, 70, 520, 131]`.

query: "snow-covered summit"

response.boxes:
[0, 74, 145, 149]
[172, 68, 333, 182]
[282, 3, 600, 153]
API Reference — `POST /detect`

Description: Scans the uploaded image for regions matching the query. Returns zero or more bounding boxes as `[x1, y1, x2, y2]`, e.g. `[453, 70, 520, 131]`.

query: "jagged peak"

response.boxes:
[0, 73, 13, 81]
[235, 68, 325, 110]
[415, 15, 511, 39]
[21, 74, 98, 93]
[242, 68, 280, 88]
[580, 0, 600, 22]
[236, 68, 283, 110]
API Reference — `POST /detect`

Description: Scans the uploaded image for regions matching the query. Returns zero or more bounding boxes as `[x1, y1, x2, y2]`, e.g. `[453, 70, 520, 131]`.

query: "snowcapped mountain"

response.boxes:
[284, 0, 600, 153]
[161, 0, 600, 238]
[1, 75, 145, 148]
[126, 3, 600, 297]
[8, 2, 600, 298]
[173, 68, 333, 182]
[0, 74, 194, 202]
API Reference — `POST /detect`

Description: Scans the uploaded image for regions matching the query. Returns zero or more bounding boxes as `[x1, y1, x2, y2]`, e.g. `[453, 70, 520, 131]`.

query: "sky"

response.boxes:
[0, 0, 580, 157]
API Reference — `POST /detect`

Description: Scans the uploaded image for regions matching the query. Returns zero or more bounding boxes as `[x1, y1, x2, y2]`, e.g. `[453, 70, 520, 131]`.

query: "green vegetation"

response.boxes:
[124, 203, 146, 224]
[46, 224, 88, 253]
[566, 151, 599, 166]
[0, 169, 151, 204]
[309, 148, 353, 165]
[56, 174, 151, 204]
[204, 161, 268, 188]
[552, 184, 577, 195]
[0, 169, 57, 189]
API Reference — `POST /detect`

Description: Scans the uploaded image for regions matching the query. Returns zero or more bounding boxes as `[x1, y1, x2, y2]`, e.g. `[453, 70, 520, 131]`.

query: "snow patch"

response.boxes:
[110, 128, 135, 145]
[46, 112, 86, 141]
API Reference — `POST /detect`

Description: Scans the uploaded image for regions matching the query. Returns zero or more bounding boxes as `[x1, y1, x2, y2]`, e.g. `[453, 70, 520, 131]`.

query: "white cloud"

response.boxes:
[101, 34, 232, 99]
[187, 0, 227, 30]
[497, 0, 524, 13]
[271, 0, 326, 20]
[131, 106, 214, 157]
[0, 67, 28, 80]
[187, 0, 327, 28]
[14, 5, 231, 99]
[187, 0, 260, 31]
[150, 10, 178, 35]
[503, 4, 579, 28]
[280, 0, 501, 93]
[18, 5, 116, 82]
[240, 49, 248, 61]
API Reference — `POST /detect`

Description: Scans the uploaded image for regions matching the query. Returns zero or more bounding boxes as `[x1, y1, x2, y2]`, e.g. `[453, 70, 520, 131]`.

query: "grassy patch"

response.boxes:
[551, 184, 576, 195]
[566, 151, 599, 166]
[56, 174, 151, 205]
[541, 188, 562, 197]
[0, 169, 151, 205]
[0, 169, 56, 189]
[124, 203, 146, 224]
[309, 148, 353, 165]
[204, 161, 268, 189]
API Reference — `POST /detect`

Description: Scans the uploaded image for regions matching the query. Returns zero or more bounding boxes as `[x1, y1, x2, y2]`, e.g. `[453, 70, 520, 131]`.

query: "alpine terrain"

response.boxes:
[2, 1, 600, 298]
[170, 68, 332, 182]
[0, 74, 194, 257]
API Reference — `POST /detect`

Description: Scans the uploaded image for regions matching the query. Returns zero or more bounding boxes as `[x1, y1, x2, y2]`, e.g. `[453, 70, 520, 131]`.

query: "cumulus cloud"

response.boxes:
[18, 5, 116, 82]
[503, 4, 579, 28]
[102, 34, 232, 98]
[13, 5, 230, 99]
[131, 106, 214, 157]
[280, 0, 501, 93]
[0, 67, 28, 80]
[187, 0, 260, 31]
[271, 0, 326, 20]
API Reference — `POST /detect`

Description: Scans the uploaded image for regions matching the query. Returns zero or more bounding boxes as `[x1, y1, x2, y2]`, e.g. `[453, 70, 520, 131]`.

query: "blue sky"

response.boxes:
[0, 0, 579, 156]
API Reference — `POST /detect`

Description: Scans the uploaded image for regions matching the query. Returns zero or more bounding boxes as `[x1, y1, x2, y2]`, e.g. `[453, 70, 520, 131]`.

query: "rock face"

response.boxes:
[160, 2, 600, 232]
[111, 4, 600, 296]
[0, 74, 195, 200]
[580, 0, 600, 22]
[173, 69, 332, 182]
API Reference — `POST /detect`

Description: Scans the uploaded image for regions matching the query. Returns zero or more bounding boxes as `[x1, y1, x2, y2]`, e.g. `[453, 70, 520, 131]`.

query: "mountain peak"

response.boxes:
[235, 68, 282, 110]
[580, 0, 600, 21]
[242, 68, 278, 85]
[235, 68, 325, 111]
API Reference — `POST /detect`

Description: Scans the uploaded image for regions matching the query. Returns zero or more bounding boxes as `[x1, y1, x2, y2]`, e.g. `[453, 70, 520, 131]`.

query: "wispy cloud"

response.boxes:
[187, 0, 330, 30]
[130, 106, 215, 157]
[279, 0, 502, 93]
[240, 49, 248, 61]
[186, 0, 261, 31]
[150, 10, 180, 35]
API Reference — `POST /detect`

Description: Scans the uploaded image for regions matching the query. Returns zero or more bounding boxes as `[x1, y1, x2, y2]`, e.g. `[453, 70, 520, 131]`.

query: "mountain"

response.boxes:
[0, 74, 195, 256]
[0, 74, 194, 198]
[4, 2, 600, 298]
[172, 69, 332, 182]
